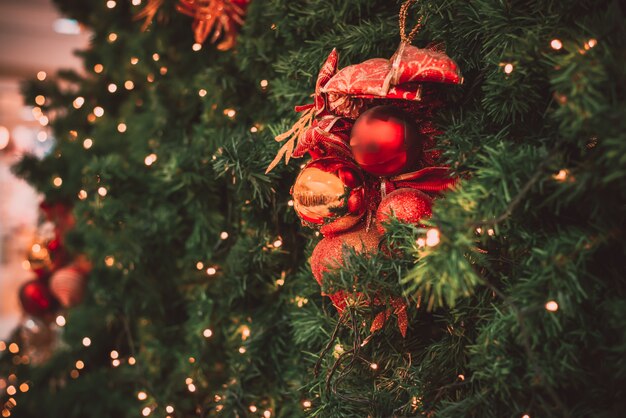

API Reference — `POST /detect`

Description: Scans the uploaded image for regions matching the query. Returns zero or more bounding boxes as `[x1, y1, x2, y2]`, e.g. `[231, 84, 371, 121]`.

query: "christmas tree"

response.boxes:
[2, 0, 625, 417]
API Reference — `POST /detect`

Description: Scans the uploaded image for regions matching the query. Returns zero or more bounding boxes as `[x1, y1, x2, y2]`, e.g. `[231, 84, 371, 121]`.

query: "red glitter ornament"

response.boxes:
[19, 280, 57, 317]
[350, 106, 423, 177]
[376, 188, 432, 234]
[292, 158, 366, 236]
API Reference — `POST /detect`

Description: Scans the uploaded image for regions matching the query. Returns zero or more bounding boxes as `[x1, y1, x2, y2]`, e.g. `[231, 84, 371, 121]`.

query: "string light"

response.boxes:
[82, 337, 92, 347]
[137, 391, 147, 401]
[185, 378, 193, 385]
[0, 342, 5, 351]
[78, 190, 88, 200]
[94, 106, 104, 117]
[224, 108, 236, 119]
[370, 363, 378, 370]
[56, 315, 66, 326]
[104, 256, 115, 266]
[73, 97, 85, 109]
[503, 63, 514, 74]
[487, 228, 495, 236]
[241, 325, 251, 340]
[37, 71, 47, 81]
[147, 74, 155, 82]
[220, 231, 229, 239]
[152, 53, 160, 61]
[550, 39, 563, 50]
[263, 410, 271, 418]
[192, 43, 202, 51]
[302, 400, 312, 409]
[144, 153, 157, 166]
[71, 368, 80, 377]
[132, 0, 142, 5]
[35, 95, 45, 106]
[141, 407, 151, 416]
[587, 38, 597, 48]
[165, 406, 174, 414]
[107, 83, 117, 93]
[272, 238, 283, 248]
[238, 347, 246, 354]
[198, 89, 207, 97]
[75, 360, 85, 370]
[18, 383, 29, 393]
[110, 350, 119, 359]
[522, 415, 531, 418]
[196, 261, 204, 270]
[206, 266, 217, 276]
[188, 357, 195, 363]
[108, 33, 118, 42]
[203, 328, 213, 338]
[106, 0, 116, 8]
[425, 228, 440, 246]
[128, 357, 136, 365]
[112, 359, 121, 367]
[545, 300, 559, 312]
[94, 64, 104, 73]
[83, 138, 93, 149]
[39, 116, 49, 126]
[98, 187, 108, 197]
[117, 123, 127, 133]
[249, 406, 257, 413]
[124, 80, 134, 90]
[6, 386, 16, 396]
[187, 383, 196, 392]
[53, 177, 63, 187]
[553, 169, 569, 182]
[130, 57, 139, 65]
[159, 66, 168, 75]
[250, 126, 258, 133]
[458, 374, 465, 381]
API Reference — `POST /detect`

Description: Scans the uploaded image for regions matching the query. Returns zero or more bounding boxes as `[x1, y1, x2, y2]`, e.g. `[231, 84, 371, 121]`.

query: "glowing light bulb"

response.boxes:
[203, 328, 213, 338]
[108, 83, 117, 93]
[137, 391, 147, 400]
[117, 123, 127, 133]
[249, 406, 257, 413]
[35, 95, 45, 106]
[545, 301, 559, 312]
[587, 38, 597, 48]
[550, 39, 563, 50]
[106, 0, 116, 8]
[39, 116, 49, 126]
[487, 228, 495, 236]
[503, 63, 514, 74]
[83, 138, 93, 149]
[82, 337, 91, 347]
[196, 261, 204, 270]
[19, 383, 29, 393]
[37, 71, 47, 81]
[302, 400, 312, 408]
[141, 407, 151, 416]
[0, 342, 6, 351]
[144, 153, 157, 166]
[124, 80, 134, 90]
[187, 383, 196, 392]
[76, 360, 85, 369]
[185, 378, 193, 385]
[108, 33, 118, 42]
[273, 239, 283, 248]
[198, 89, 207, 97]
[152, 53, 159, 61]
[104, 256, 115, 266]
[112, 359, 120, 367]
[458, 374, 465, 381]
[206, 267, 217, 276]
[6, 386, 16, 396]
[78, 190, 88, 200]
[73, 97, 84, 109]
[238, 347, 246, 354]
[425, 229, 440, 247]
[94, 106, 104, 117]
[522, 415, 530, 418]
[132, 0, 142, 5]
[165, 406, 174, 414]
[250, 126, 258, 133]
[98, 187, 108, 197]
[225, 108, 236, 118]
[53, 177, 63, 187]
[263, 410, 271, 418]
[8, 344, 18, 354]
[241, 326, 251, 340]
[370, 363, 378, 370]
[128, 357, 136, 365]
[94, 64, 104, 73]
[192, 43, 202, 51]
[220, 231, 229, 239]
[553, 169, 569, 182]
[110, 350, 119, 359]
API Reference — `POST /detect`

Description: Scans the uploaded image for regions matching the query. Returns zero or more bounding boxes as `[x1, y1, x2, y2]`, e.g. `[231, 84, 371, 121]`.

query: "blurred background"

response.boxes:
[0, 0, 89, 339]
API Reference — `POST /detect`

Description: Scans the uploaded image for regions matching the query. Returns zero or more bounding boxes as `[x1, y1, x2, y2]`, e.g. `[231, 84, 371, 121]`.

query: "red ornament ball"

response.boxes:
[350, 105, 422, 177]
[49, 266, 86, 308]
[310, 226, 381, 311]
[292, 157, 366, 236]
[19, 280, 57, 317]
[376, 188, 432, 233]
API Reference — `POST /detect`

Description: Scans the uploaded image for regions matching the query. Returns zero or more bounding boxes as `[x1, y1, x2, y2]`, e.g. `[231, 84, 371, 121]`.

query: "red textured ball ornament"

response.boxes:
[350, 105, 423, 177]
[376, 189, 432, 234]
[49, 266, 86, 308]
[292, 157, 366, 235]
[19, 280, 57, 317]
[310, 226, 381, 311]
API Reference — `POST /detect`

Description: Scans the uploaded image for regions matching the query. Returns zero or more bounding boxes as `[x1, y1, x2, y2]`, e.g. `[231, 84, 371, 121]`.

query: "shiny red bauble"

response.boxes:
[350, 105, 422, 177]
[292, 157, 366, 236]
[376, 188, 432, 233]
[19, 279, 57, 317]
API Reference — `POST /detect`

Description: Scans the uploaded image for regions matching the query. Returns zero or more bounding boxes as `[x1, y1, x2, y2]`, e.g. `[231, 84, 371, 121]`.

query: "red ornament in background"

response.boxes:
[310, 226, 381, 310]
[49, 266, 87, 308]
[350, 105, 423, 177]
[19, 280, 57, 317]
[292, 158, 367, 236]
[376, 189, 432, 234]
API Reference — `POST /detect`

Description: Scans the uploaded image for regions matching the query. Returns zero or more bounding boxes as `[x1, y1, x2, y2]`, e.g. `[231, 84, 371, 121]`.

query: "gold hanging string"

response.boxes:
[399, 0, 423, 44]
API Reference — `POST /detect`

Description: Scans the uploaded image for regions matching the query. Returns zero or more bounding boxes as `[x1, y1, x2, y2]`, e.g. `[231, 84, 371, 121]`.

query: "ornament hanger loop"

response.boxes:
[399, 0, 423, 44]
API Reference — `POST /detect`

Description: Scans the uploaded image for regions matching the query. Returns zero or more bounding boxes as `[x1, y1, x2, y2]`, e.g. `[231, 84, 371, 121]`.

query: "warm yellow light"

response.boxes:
[75, 360, 85, 370]
[147, 74, 155, 82]
[550, 39, 563, 50]
[56, 315, 66, 326]
[0, 341, 5, 351]
[128, 356, 136, 365]
[206, 267, 217, 276]
[106, 0, 116, 8]
[108, 33, 118, 42]
[273, 239, 283, 248]
[503, 63, 514, 74]
[108, 83, 117, 93]
[192, 43, 202, 51]
[263, 410, 271, 418]
[287, 199, 294, 207]
[78, 190, 87, 200]
[19, 383, 29, 393]
[159, 66, 168, 75]
[82, 337, 91, 347]
[220, 231, 229, 239]
[21, 260, 31, 270]
[238, 347, 246, 354]
[188, 357, 195, 363]
[137, 391, 147, 400]
[73, 96, 85, 109]
[37, 131, 48, 142]
[32, 243, 41, 252]
[198, 89, 207, 97]
[124, 80, 134, 90]
[275, 278, 285, 286]
[250, 126, 258, 133]
[94, 64, 104, 73]
[165, 406, 174, 413]
[104, 255, 115, 266]
[112, 359, 121, 367]
[52, 176, 63, 187]
[203, 328, 213, 338]
[117, 123, 127, 133]
[224, 108, 236, 118]
[302, 400, 312, 408]
[98, 187, 108, 197]
[141, 407, 151, 416]
[39, 115, 49, 126]
[522, 415, 530, 418]
[110, 350, 119, 359]
[587, 38, 597, 48]
[458, 374, 465, 381]
[487, 228, 495, 236]
[553, 169, 569, 182]
[425, 229, 440, 247]
[185, 377, 193, 385]
[35, 95, 45, 106]
[187, 383, 196, 392]
[37, 71, 47, 81]
[130, 57, 139, 65]
[83, 138, 93, 149]
[94, 106, 104, 117]
[241, 326, 251, 340]
[87, 114, 97, 122]
[196, 261, 204, 270]
[370, 363, 378, 370]
[260, 79, 269, 88]
[6, 386, 16, 396]
[152, 53, 160, 61]
[545, 301, 559, 312]
[144, 153, 157, 166]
